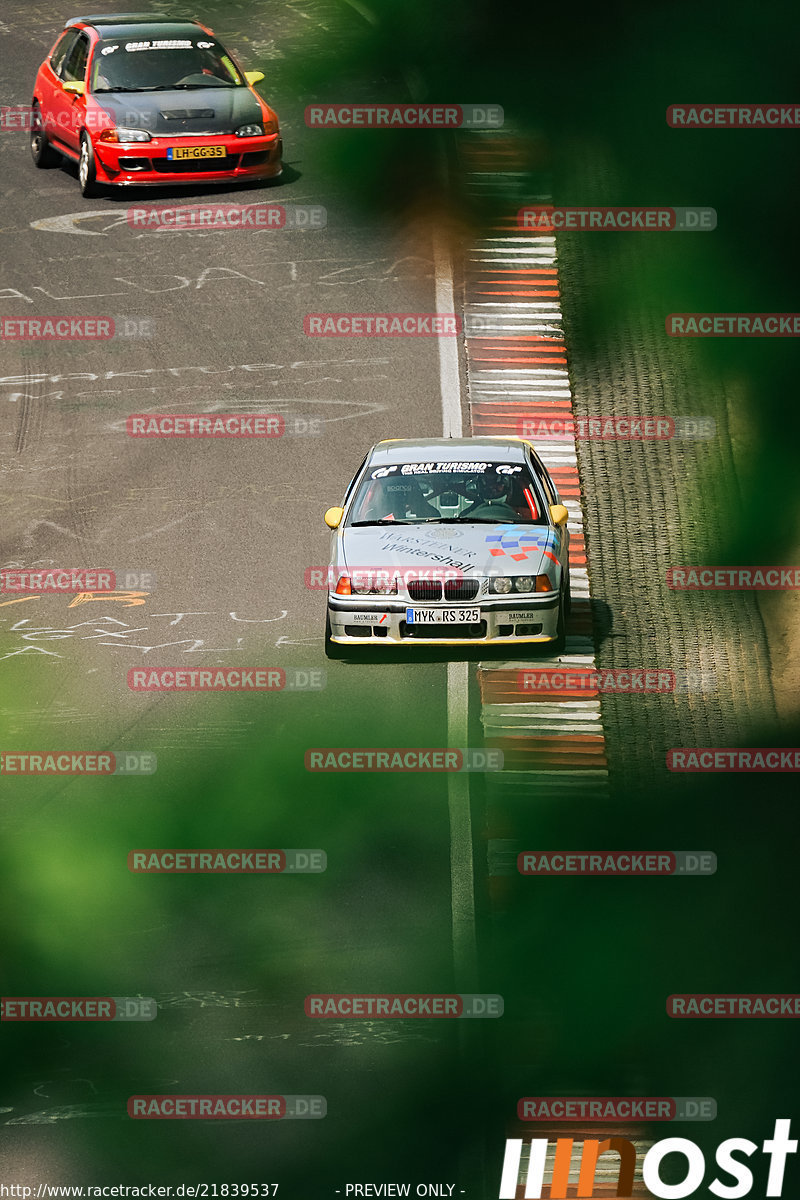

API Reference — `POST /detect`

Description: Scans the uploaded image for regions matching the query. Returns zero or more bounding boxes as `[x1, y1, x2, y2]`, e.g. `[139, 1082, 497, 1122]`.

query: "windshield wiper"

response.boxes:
[425, 516, 522, 524]
[350, 516, 526, 526]
[106, 84, 226, 92]
[349, 519, 424, 526]
[173, 81, 236, 89]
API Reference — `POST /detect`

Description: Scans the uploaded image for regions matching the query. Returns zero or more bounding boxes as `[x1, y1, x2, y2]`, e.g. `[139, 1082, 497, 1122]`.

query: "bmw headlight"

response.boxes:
[235, 122, 264, 137]
[351, 573, 398, 596]
[514, 576, 535, 592]
[489, 576, 512, 595]
[353, 583, 397, 596]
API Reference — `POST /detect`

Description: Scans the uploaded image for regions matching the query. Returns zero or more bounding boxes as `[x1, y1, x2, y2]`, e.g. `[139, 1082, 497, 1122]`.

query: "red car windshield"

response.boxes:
[91, 37, 245, 92]
[348, 461, 547, 525]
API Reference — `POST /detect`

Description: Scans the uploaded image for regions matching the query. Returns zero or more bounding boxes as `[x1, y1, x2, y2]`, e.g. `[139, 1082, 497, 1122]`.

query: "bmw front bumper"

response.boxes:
[327, 594, 561, 646]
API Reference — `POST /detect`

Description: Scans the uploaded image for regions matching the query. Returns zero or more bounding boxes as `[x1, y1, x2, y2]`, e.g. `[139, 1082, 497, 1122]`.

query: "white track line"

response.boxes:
[435, 229, 478, 991]
[434, 232, 464, 439]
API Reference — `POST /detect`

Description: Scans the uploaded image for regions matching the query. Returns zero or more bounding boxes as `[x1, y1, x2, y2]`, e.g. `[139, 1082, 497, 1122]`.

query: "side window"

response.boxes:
[545, 469, 561, 504]
[527, 451, 558, 505]
[50, 31, 78, 78]
[62, 34, 90, 83]
[343, 454, 369, 504]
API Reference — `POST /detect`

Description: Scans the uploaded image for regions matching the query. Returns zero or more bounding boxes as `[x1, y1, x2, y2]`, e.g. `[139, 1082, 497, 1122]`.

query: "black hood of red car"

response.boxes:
[94, 86, 264, 136]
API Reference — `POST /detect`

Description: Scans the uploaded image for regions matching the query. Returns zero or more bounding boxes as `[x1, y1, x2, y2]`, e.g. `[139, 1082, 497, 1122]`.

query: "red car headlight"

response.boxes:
[98, 127, 152, 144]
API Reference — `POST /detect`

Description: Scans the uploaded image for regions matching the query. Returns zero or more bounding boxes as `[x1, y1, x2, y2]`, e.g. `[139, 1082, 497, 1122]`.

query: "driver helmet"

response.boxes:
[474, 470, 511, 502]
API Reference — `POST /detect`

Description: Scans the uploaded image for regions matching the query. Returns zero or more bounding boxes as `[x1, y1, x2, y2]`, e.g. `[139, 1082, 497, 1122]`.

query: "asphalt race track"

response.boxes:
[2, 0, 799, 1195]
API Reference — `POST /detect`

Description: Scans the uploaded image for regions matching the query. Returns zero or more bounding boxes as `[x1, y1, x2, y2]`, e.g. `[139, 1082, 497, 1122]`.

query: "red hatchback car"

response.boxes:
[31, 13, 283, 197]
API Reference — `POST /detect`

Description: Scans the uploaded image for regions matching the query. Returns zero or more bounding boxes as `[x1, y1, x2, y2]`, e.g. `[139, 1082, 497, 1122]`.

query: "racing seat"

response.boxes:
[374, 478, 440, 521]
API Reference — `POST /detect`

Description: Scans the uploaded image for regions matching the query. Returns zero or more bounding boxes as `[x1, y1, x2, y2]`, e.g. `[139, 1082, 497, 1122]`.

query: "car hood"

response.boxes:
[94, 88, 263, 136]
[336, 524, 561, 580]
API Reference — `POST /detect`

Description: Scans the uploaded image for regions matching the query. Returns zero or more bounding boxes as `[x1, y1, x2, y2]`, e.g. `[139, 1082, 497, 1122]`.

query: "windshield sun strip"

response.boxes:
[345, 460, 551, 527]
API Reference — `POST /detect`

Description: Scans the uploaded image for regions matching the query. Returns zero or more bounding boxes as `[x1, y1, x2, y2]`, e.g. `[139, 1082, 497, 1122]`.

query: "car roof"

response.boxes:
[367, 437, 529, 465]
[66, 14, 206, 38]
